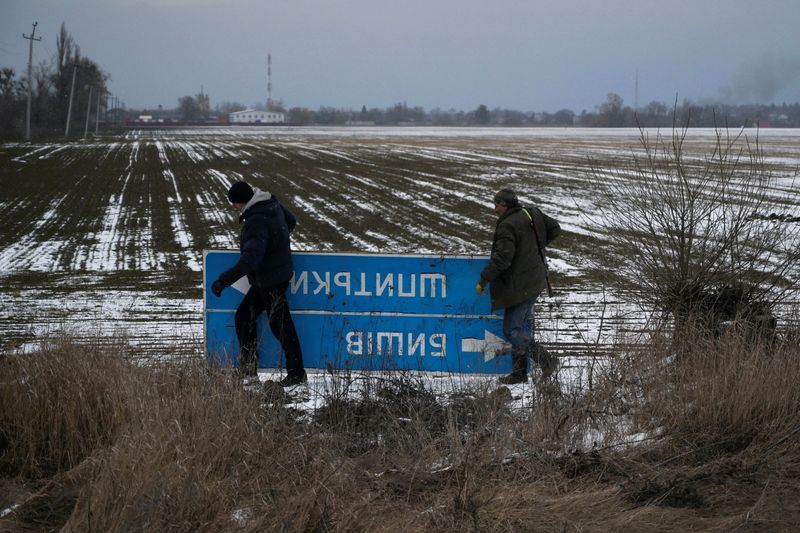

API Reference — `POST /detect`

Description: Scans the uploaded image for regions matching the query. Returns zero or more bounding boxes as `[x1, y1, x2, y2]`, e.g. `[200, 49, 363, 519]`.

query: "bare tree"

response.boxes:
[178, 95, 200, 122]
[591, 115, 800, 338]
[595, 93, 629, 127]
[195, 91, 210, 119]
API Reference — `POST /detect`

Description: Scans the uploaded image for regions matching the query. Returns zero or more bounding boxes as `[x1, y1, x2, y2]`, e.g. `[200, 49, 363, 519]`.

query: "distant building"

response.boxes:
[229, 109, 285, 124]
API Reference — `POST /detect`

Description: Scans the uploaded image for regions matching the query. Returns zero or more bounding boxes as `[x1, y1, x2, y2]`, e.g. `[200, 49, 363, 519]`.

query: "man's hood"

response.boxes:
[240, 187, 272, 214]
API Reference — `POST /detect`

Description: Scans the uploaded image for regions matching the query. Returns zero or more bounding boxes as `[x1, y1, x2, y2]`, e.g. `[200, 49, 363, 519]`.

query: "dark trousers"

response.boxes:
[234, 281, 304, 378]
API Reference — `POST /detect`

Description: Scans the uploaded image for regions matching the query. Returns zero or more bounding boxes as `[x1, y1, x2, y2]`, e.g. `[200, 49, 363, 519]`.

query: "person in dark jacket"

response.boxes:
[476, 188, 561, 385]
[211, 181, 306, 386]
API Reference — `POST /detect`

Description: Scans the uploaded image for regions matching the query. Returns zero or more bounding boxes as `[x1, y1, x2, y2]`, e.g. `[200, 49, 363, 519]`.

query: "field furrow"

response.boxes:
[1, 127, 798, 357]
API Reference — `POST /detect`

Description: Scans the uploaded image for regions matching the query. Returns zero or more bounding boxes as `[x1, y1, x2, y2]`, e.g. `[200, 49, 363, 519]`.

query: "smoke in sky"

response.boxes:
[719, 54, 800, 104]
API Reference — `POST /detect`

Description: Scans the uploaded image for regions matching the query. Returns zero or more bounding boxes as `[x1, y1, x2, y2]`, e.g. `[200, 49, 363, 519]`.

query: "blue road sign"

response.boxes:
[204, 251, 510, 374]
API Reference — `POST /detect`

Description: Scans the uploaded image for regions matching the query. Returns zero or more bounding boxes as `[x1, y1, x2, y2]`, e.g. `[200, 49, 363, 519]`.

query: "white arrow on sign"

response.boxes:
[232, 276, 251, 295]
[461, 330, 512, 362]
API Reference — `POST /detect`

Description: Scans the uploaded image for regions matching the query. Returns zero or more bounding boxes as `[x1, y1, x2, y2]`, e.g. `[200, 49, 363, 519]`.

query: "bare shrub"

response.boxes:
[313, 372, 447, 458]
[591, 117, 800, 337]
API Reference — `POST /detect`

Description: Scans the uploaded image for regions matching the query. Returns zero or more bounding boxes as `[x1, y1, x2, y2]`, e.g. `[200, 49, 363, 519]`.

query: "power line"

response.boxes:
[39, 36, 60, 64]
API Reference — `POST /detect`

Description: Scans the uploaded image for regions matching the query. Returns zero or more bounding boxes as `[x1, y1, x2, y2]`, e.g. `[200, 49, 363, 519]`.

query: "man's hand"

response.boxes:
[211, 279, 224, 298]
[475, 282, 485, 296]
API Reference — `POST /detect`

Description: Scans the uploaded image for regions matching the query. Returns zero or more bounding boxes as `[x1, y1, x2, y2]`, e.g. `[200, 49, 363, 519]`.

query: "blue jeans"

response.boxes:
[503, 296, 544, 376]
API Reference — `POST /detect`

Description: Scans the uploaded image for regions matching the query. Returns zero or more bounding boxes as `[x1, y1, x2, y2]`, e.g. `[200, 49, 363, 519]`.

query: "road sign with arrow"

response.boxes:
[203, 251, 511, 374]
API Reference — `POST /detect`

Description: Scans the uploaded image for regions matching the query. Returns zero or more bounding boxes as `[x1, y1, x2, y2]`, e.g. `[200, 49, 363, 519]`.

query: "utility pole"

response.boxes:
[23, 22, 42, 141]
[65, 65, 77, 137]
[84, 85, 93, 138]
[267, 52, 272, 110]
[95, 89, 101, 135]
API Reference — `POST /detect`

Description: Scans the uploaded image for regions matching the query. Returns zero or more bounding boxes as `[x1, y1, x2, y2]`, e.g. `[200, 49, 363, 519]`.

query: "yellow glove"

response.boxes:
[475, 282, 485, 296]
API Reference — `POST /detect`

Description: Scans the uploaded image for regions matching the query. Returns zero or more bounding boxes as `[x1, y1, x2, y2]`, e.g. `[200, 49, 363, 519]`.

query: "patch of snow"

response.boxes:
[1, 504, 18, 518]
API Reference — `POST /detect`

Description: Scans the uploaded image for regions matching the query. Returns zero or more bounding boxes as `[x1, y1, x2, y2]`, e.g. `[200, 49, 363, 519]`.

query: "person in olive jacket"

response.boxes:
[476, 188, 561, 385]
[211, 181, 306, 386]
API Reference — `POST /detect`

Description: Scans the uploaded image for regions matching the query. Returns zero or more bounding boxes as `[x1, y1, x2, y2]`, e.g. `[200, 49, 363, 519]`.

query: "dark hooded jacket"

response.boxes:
[479, 205, 561, 311]
[217, 189, 297, 289]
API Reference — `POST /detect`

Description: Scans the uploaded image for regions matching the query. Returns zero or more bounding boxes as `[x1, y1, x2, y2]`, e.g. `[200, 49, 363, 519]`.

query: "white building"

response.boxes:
[229, 109, 285, 124]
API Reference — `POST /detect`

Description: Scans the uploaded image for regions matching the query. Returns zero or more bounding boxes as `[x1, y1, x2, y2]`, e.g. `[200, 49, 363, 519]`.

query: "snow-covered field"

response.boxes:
[1, 127, 798, 376]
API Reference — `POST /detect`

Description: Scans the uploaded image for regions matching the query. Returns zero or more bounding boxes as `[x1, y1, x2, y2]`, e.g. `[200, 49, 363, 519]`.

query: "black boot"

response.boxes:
[239, 352, 257, 379]
[500, 349, 529, 384]
[279, 372, 307, 387]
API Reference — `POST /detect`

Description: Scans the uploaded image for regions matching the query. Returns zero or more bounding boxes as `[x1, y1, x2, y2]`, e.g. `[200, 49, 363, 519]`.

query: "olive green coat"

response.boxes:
[480, 206, 561, 311]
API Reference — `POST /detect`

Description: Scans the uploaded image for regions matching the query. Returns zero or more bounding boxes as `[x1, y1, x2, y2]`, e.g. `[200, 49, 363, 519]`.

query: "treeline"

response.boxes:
[1, 24, 109, 140]
[154, 93, 800, 129]
[281, 96, 800, 128]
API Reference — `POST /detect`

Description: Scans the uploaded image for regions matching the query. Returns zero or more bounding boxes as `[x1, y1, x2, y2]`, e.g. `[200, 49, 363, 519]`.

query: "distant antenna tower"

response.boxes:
[266, 53, 273, 109]
[634, 68, 639, 110]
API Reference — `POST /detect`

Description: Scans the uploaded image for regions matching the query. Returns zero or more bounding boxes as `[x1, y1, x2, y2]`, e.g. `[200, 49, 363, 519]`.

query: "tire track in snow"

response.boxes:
[83, 142, 140, 271]
[164, 168, 200, 271]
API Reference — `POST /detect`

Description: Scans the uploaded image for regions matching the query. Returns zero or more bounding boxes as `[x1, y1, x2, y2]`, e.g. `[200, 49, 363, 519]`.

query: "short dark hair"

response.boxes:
[493, 188, 518, 207]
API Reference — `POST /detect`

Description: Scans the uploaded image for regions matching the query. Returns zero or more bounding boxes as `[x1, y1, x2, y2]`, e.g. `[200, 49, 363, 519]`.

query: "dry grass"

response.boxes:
[0, 341, 135, 477]
[2, 329, 800, 532]
[635, 329, 800, 471]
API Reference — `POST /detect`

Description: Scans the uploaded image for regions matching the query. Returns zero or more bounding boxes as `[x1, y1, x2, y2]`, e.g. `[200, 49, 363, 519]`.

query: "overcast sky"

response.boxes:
[1, 0, 799, 112]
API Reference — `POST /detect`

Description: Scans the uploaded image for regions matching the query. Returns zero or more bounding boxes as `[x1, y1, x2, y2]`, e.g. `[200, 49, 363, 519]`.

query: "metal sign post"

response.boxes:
[203, 251, 509, 374]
